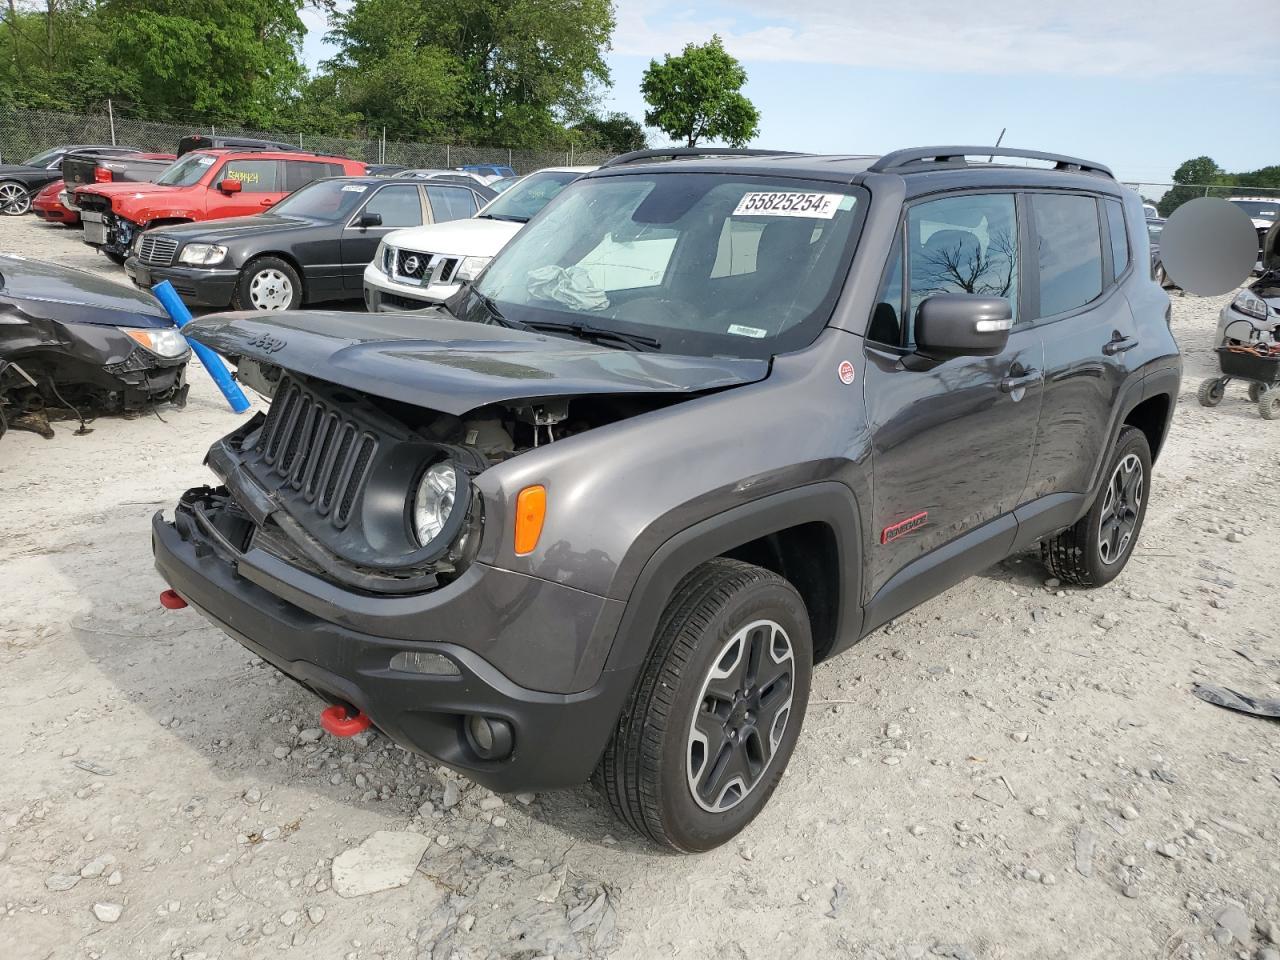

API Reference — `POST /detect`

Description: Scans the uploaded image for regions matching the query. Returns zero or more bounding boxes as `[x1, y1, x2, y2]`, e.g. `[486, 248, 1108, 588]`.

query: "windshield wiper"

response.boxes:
[470, 290, 530, 330]
[525, 320, 661, 352]
[477, 213, 528, 223]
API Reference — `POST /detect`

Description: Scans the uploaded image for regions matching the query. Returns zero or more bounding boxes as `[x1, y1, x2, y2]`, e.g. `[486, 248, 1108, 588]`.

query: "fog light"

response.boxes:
[465, 714, 513, 760]
[389, 650, 460, 676]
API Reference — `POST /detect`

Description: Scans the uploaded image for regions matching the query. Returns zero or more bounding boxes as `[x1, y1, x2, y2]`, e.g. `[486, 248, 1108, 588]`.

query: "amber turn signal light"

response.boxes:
[514, 485, 546, 556]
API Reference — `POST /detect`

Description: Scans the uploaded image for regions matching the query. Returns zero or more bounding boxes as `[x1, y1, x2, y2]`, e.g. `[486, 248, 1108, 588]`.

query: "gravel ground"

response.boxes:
[1, 215, 1278, 960]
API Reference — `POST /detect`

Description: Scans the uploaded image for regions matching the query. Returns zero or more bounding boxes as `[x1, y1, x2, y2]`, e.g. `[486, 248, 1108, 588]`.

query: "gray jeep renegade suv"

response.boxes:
[154, 146, 1180, 852]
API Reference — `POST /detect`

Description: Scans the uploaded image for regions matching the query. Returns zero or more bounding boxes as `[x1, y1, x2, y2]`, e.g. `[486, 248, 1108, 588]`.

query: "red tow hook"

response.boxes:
[320, 704, 372, 737]
[159, 589, 188, 610]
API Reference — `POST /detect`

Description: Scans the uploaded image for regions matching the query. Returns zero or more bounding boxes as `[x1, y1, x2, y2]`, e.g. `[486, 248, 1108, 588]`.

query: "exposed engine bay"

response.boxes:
[189, 359, 684, 595]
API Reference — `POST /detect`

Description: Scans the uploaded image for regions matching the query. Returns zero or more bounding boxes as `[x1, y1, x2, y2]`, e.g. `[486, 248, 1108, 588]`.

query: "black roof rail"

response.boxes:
[601, 147, 806, 168]
[869, 146, 1113, 179]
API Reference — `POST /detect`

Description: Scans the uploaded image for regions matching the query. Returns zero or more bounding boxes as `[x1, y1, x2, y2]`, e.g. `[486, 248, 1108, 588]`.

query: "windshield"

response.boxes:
[270, 179, 370, 220]
[1148, 222, 1163, 241]
[479, 170, 583, 223]
[490, 176, 520, 194]
[155, 152, 216, 187]
[469, 173, 865, 359]
[1230, 200, 1279, 220]
[22, 148, 63, 168]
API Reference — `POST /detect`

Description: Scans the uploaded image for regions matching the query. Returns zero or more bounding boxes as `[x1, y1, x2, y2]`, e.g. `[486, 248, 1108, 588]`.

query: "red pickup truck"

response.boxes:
[74, 148, 366, 263]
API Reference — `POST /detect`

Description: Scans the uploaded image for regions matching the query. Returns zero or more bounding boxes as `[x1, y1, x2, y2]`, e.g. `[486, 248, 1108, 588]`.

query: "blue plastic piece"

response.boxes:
[151, 280, 251, 414]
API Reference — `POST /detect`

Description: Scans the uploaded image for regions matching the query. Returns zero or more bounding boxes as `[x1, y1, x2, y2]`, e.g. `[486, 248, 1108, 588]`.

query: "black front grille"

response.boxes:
[138, 234, 178, 266]
[394, 248, 429, 281]
[257, 376, 377, 529]
[391, 247, 460, 285]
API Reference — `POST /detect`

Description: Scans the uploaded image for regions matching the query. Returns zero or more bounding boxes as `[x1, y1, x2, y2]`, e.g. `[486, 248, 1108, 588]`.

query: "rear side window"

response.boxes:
[219, 159, 278, 193]
[1104, 198, 1129, 278]
[283, 160, 341, 192]
[361, 184, 422, 227]
[426, 186, 478, 222]
[906, 192, 1020, 340]
[1033, 194, 1103, 316]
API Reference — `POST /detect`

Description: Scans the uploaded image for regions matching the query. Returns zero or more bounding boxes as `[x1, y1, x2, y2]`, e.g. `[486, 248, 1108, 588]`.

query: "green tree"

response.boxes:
[640, 35, 759, 148]
[323, 0, 615, 144]
[1157, 155, 1232, 216]
[570, 111, 646, 152]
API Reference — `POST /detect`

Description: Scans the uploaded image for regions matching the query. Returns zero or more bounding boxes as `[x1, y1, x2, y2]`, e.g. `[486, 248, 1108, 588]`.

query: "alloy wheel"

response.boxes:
[248, 269, 294, 310]
[687, 619, 795, 813]
[1098, 452, 1143, 565]
[0, 183, 31, 216]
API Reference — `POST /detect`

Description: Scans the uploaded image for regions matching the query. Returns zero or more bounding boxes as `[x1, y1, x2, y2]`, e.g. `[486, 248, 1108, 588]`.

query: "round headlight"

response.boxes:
[413, 461, 459, 546]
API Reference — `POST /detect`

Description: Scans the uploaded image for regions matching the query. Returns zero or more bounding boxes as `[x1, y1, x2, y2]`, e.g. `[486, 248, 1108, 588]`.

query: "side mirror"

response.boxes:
[358, 211, 382, 228]
[914, 294, 1013, 358]
[218, 178, 243, 194]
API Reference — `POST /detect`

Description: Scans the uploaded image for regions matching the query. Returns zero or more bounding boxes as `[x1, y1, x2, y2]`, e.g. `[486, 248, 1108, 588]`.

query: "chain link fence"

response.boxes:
[0, 104, 616, 173]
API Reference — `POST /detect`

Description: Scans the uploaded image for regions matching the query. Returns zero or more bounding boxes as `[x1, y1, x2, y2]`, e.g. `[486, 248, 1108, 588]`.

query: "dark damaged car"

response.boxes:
[155, 147, 1179, 852]
[0, 255, 189, 431]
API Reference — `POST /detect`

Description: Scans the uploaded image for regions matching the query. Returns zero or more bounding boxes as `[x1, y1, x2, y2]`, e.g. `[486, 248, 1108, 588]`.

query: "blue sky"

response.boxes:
[301, 0, 1280, 185]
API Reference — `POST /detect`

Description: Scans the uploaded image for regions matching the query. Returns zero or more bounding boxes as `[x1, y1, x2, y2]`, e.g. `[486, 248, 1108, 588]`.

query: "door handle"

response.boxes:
[1103, 335, 1139, 355]
[999, 369, 1040, 393]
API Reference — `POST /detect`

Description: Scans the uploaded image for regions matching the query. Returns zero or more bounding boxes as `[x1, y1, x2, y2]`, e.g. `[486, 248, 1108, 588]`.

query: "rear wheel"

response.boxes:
[232, 256, 303, 311]
[1196, 378, 1226, 407]
[0, 181, 31, 216]
[597, 558, 812, 852]
[1041, 426, 1151, 587]
[1258, 387, 1280, 421]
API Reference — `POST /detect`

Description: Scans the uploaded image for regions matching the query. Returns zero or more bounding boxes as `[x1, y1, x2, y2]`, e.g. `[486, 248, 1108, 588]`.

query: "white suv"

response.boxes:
[363, 166, 596, 311]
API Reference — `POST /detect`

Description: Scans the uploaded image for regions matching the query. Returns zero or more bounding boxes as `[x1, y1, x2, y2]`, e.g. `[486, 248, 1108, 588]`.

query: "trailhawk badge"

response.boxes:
[838, 360, 856, 384]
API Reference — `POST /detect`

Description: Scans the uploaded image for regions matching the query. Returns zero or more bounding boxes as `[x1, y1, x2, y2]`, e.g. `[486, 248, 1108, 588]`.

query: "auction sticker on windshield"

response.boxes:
[733, 192, 843, 219]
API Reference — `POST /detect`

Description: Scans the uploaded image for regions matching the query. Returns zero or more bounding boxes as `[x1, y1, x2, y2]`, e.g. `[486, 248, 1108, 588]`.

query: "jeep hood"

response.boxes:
[186, 309, 768, 415]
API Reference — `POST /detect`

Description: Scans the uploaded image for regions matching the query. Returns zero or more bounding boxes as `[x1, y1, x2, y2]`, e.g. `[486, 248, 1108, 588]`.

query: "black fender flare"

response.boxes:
[601, 481, 865, 676]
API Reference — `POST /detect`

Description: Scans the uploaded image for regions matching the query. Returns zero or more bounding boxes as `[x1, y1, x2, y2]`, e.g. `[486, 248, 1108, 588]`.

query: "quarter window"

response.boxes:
[361, 184, 422, 227]
[426, 186, 478, 222]
[1033, 193, 1103, 316]
[906, 193, 1019, 341]
[218, 159, 278, 193]
[1104, 198, 1129, 278]
[867, 227, 904, 346]
[283, 160, 343, 192]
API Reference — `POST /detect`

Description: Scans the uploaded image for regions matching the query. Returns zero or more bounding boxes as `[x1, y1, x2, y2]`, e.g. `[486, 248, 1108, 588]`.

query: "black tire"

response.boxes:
[232, 256, 303, 312]
[1259, 388, 1280, 421]
[1247, 382, 1263, 404]
[596, 558, 812, 852]
[1196, 378, 1225, 407]
[0, 180, 32, 216]
[1041, 426, 1152, 587]
[103, 249, 127, 266]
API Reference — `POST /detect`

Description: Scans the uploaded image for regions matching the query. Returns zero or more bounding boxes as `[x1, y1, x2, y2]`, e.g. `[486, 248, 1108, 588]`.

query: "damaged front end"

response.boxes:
[167, 307, 765, 597]
[0, 255, 190, 431]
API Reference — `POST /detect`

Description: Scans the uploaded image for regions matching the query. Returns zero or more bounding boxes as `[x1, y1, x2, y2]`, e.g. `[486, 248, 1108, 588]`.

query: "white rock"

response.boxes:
[107, 870, 122, 886]
[299, 728, 323, 743]
[308, 905, 326, 925]
[93, 902, 123, 923]
[478, 796, 504, 812]
[330, 831, 434, 898]
[441, 780, 461, 809]
[46, 873, 80, 891]
[280, 909, 299, 926]
[80, 857, 110, 879]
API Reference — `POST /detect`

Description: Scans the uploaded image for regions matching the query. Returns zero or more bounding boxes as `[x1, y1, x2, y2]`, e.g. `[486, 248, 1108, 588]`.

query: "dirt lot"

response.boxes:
[1, 214, 1278, 960]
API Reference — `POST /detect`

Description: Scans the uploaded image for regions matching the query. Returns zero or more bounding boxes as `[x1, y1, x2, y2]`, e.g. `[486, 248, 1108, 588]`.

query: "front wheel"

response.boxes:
[232, 256, 303, 311]
[0, 181, 32, 216]
[1197, 378, 1226, 407]
[103, 250, 127, 266]
[1041, 426, 1152, 587]
[597, 558, 812, 852]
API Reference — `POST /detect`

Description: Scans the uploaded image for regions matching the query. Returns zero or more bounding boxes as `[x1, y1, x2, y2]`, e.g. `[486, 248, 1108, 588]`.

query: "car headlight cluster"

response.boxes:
[1233, 290, 1269, 321]
[178, 243, 228, 266]
[413, 460, 460, 546]
[122, 326, 188, 358]
[409, 454, 485, 569]
[454, 256, 490, 282]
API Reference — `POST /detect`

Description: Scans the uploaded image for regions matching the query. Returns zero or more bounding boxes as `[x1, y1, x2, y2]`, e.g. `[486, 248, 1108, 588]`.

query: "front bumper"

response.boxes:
[152, 496, 635, 792]
[362, 263, 461, 312]
[33, 202, 78, 224]
[126, 257, 239, 308]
